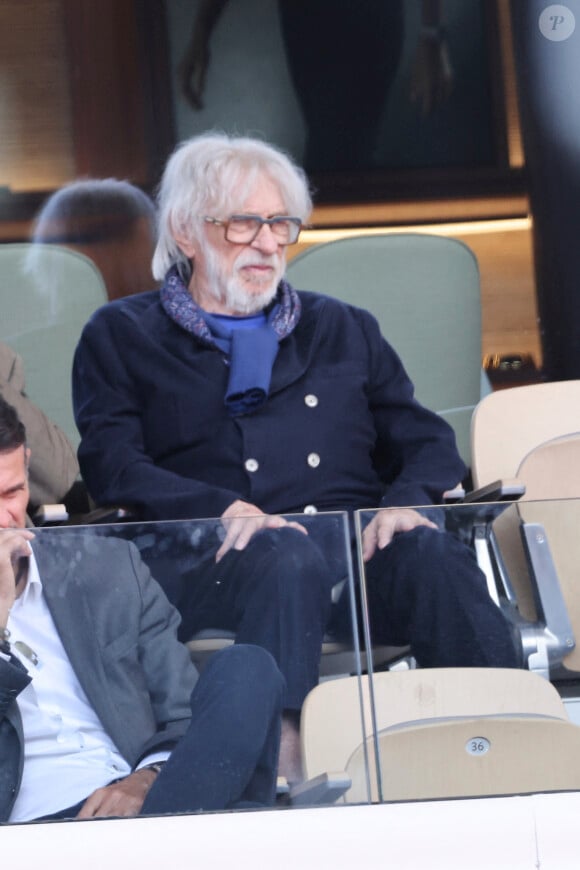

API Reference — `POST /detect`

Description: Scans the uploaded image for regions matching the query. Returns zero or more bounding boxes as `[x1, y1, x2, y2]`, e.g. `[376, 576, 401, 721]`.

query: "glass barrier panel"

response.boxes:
[0, 509, 376, 826]
[355, 500, 580, 804]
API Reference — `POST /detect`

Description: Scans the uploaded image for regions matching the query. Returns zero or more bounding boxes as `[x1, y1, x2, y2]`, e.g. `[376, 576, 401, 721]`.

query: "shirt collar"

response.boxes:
[15, 551, 43, 607]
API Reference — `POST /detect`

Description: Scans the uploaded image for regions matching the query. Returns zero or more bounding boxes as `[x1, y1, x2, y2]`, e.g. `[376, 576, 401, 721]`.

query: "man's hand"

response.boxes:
[0, 529, 34, 626]
[362, 509, 438, 562]
[216, 499, 307, 562]
[76, 768, 158, 819]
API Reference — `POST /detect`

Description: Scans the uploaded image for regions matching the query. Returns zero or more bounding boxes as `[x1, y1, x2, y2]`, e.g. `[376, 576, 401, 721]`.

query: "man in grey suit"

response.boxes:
[0, 396, 283, 823]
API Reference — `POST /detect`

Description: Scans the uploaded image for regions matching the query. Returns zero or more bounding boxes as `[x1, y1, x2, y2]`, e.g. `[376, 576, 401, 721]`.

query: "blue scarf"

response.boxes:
[160, 266, 301, 416]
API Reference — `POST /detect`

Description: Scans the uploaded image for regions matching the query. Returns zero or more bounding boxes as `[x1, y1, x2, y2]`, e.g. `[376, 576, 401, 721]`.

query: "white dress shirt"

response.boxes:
[6, 554, 167, 822]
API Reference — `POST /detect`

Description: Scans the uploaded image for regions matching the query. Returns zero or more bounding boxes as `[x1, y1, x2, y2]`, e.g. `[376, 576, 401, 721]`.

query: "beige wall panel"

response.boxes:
[0, 0, 74, 192]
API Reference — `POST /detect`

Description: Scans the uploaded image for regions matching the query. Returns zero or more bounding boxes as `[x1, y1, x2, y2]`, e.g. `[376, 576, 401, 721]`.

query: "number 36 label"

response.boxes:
[465, 737, 491, 756]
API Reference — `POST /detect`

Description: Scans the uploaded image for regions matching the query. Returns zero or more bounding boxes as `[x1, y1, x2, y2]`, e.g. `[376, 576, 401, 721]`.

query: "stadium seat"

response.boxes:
[287, 233, 489, 466]
[0, 242, 108, 448]
[291, 668, 580, 804]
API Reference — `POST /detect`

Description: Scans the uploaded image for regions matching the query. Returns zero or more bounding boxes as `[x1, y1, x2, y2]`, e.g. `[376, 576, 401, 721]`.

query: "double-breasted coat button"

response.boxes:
[307, 453, 321, 468]
[304, 394, 319, 408]
[244, 458, 259, 473]
[303, 504, 318, 515]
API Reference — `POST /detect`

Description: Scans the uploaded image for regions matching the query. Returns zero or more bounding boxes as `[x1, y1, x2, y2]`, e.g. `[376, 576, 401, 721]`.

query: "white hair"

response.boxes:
[152, 132, 313, 281]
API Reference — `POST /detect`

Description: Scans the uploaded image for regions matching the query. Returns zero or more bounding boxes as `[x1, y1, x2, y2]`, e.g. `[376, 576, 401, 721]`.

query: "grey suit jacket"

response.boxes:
[0, 530, 198, 821]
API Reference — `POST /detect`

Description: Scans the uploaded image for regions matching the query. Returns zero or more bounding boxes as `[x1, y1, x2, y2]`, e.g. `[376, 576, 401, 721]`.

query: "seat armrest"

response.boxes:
[289, 772, 352, 807]
[444, 479, 525, 508]
[444, 479, 526, 538]
[443, 480, 526, 608]
[462, 478, 526, 504]
[443, 486, 466, 503]
[32, 503, 69, 526]
[68, 505, 139, 525]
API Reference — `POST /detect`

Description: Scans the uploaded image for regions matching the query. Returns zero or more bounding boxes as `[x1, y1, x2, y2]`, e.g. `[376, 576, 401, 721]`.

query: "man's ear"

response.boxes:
[171, 221, 197, 259]
[24, 446, 31, 472]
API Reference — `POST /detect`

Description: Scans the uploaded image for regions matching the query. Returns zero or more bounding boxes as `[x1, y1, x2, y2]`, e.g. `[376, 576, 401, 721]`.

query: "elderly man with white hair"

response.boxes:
[73, 133, 519, 782]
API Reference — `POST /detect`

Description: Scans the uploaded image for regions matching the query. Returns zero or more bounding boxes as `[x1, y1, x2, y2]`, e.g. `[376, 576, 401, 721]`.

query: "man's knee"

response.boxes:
[380, 525, 478, 575]
[251, 526, 325, 564]
[203, 644, 285, 700]
[243, 527, 334, 600]
[368, 525, 487, 607]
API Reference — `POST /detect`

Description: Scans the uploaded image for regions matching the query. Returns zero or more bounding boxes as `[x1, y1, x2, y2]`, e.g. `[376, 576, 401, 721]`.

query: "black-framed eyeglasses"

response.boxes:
[204, 214, 303, 245]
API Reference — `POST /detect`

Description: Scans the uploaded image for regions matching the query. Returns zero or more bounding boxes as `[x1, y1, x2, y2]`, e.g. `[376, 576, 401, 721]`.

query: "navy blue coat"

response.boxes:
[73, 286, 465, 521]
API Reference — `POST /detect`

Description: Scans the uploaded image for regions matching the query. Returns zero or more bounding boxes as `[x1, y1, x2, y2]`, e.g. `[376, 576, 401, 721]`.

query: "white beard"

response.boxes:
[203, 244, 285, 315]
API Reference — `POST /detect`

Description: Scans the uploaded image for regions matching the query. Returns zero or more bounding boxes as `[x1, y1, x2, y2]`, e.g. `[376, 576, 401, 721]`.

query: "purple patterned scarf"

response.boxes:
[160, 266, 302, 415]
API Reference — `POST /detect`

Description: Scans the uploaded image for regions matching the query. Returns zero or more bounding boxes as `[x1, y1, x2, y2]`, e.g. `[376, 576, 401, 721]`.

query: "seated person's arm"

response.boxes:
[73, 311, 241, 521]
[74, 316, 305, 555]
[0, 344, 78, 509]
[360, 311, 466, 508]
[78, 539, 196, 819]
[358, 310, 464, 561]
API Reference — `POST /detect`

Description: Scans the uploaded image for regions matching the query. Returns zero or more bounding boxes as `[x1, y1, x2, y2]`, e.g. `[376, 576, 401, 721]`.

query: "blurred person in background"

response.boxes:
[29, 178, 158, 301]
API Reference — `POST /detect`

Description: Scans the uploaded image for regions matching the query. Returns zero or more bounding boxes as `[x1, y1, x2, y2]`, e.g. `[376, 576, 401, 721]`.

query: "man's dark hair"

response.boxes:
[0, 396, 26, 452]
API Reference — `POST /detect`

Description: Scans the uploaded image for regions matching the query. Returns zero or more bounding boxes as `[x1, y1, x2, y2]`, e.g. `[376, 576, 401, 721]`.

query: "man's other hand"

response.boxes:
[362, 508, 438, 562]
[0, 528, 34, 623]
[76, 768, 158, 819]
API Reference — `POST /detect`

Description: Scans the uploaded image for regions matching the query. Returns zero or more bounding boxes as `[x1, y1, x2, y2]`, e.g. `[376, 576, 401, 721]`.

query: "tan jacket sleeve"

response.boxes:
[0, 342, 79, 507]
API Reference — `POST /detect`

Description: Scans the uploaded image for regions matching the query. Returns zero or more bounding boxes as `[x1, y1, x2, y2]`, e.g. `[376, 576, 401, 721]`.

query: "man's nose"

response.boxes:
[251, 223, 280, 253]
[0, 508, 15, 530]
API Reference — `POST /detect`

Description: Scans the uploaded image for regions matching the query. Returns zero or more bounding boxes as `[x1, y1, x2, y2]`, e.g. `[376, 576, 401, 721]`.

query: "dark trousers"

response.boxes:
[177, 527, 335, 710]
[361, 526, 519, 668]
[38, 645, 284, 821]
[177, 524, 517, 708]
